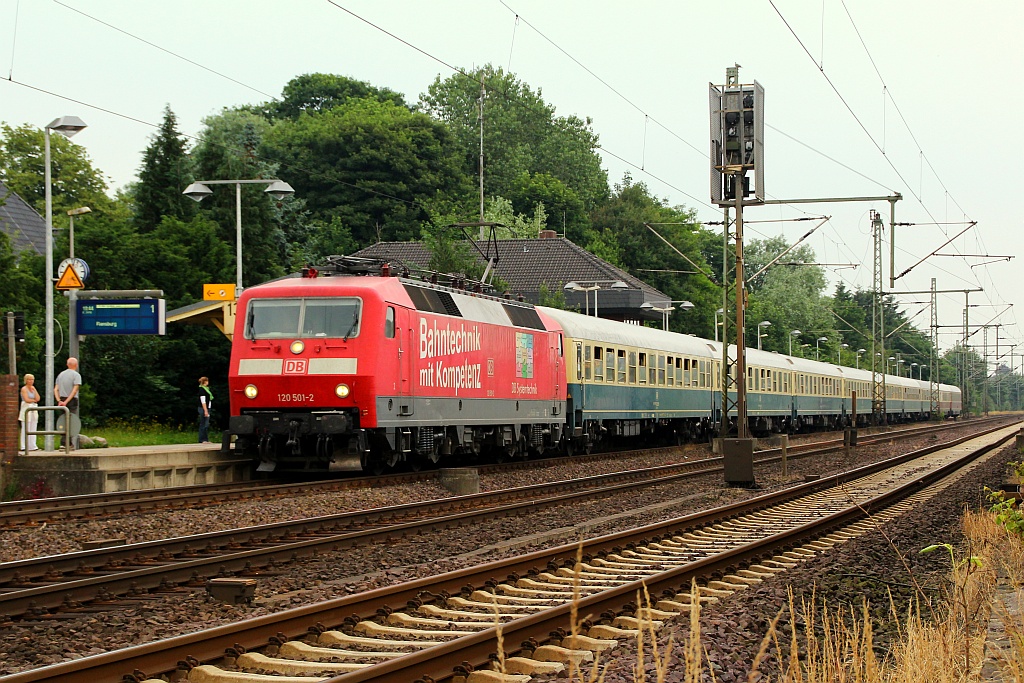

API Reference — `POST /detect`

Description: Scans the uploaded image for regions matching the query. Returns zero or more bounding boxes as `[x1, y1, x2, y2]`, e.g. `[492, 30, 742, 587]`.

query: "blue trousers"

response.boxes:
[198, 413, 210, 442]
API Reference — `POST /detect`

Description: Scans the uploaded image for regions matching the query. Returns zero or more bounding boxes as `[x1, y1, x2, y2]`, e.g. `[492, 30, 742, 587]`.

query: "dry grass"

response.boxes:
[535, 508, 1024, 683]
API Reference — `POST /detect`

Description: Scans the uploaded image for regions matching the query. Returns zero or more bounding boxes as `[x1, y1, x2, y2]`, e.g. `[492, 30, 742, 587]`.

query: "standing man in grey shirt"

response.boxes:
[54, 357, 83, 450]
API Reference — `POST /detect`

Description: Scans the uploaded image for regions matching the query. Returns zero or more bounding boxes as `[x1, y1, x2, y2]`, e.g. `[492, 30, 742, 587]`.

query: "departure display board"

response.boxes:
[76, 299, 166, 335]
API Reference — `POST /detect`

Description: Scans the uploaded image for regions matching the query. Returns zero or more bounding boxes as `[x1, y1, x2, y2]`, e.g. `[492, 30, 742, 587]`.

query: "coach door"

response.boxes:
[396, 310, 413, 416]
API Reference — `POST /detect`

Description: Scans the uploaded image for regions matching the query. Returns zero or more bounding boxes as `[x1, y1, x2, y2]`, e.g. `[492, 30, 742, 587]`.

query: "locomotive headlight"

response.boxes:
[290, 340, 305, 354]
[244, 384, 258, 399]
[335, 383, 350, 398]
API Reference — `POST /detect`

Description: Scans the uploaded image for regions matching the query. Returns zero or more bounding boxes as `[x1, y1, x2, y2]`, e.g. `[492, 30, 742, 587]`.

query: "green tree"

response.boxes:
[590, 175, 719, 337]
[742, 236, 835, 356]
[483, 196, 547, 239]
[133, 105, 195, 231]
[420, 65, 609, 214]
[507, 171, 589, 242]
[0, 122, 112, 218]
[262, 98, 471, 247]
[0, 231, 44, 376]
[189, 109, 291, 287]
[259, 73, 407, 120]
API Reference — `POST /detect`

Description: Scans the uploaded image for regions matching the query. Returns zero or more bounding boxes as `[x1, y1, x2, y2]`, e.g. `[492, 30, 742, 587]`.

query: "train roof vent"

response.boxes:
[404, 284, 463, 317]
[437, 291, 462, 317]
[503, 304, 545, 330]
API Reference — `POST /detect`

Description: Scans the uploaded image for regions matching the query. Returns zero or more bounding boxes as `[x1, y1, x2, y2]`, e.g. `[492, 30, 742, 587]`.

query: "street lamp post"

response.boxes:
[642, 300, 694, 330]
[757, 320, 771, 351]
[44, 116, 88, 451]
[898, 359, 906, 377]
[816, 336, 828, 360]
[562, 280, 628, 318]
[856, 348, 866, 369]
[789, 330, 801, 356]
[66, 206, 91, 360]
[801, 343, 810, 358]
[183, 179, 295, 292]
[838, 343, 849, 365]
[888, 356, 896, 375]
[911, 362, 918, 379]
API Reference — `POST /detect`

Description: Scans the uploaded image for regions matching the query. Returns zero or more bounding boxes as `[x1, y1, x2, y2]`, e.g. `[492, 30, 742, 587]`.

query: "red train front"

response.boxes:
[227, 260, 566, 473]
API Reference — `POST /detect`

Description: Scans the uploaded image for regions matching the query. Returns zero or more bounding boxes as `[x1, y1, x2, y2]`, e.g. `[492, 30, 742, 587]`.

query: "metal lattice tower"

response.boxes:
[870, 209, 886, 424]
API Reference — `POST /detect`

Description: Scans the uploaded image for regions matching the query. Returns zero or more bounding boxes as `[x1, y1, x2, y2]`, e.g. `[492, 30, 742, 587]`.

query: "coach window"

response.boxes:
[658, 355, 666, 385]
[594, 347, 603, 381]
[385, 307, 395, 338]
[676, 357, 683, 385]
[629, 352, 637, 383]
[606, 348, 615, 383]
[638, 353, 648, 383]
[650, 356, 657, 385]
[666, 356, 674, 386]
[585, 345, 593, 380]
[617, 349, 627, 383]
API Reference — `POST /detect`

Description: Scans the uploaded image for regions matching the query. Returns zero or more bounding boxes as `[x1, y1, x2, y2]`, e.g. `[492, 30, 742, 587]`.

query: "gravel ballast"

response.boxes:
[0, 421, 1015, 676]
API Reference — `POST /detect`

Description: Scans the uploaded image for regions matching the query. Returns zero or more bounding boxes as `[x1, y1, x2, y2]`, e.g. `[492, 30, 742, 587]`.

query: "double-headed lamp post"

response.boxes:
[641, 300, 694, 330]
[816, 336, 828, 360]
[789, 330, 801, 356]
[44, 116, 88, 451]
[562, 280, 628, 318]
[183, 179, 295, 292]
[757, 320, 771, 350]
[66, 206, 91, 360]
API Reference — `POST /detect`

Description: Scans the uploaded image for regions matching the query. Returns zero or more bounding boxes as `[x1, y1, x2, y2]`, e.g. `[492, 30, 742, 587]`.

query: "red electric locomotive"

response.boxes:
[227, 259, 566, 473]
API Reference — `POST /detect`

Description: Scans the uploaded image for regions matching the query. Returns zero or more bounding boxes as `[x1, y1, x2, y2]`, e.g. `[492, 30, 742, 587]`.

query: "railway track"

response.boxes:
[1, 420, 1017, 683]
[0, 417, 1001, 528]
[0, 418, 1008, 621]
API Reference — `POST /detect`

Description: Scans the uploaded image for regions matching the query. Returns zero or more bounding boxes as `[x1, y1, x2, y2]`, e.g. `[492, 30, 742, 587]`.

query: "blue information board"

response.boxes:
[76, 299, 166, 335]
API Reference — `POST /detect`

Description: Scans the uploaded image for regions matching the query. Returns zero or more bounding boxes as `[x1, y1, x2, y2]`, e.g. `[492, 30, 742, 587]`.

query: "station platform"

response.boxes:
[9, 443, 252, 496]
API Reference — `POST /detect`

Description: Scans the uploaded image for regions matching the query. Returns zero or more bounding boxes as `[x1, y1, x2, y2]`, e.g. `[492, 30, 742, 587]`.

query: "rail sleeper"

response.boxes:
[278, 640, 406, 660]
[318, 629, 443, 649]
[236, 651, 368, 674]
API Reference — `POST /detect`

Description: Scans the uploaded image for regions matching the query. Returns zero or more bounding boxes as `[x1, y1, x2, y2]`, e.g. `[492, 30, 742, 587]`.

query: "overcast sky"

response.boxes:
[1, 1, 1021, 361]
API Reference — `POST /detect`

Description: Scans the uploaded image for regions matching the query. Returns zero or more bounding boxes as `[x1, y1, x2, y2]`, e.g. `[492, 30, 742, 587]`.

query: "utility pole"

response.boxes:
[930, 278, 939, 419]
[710, 65, 763, 443]
[871, 210, 886, 425]
[720, 206, 733, 437]
[478, 79, 486, 239]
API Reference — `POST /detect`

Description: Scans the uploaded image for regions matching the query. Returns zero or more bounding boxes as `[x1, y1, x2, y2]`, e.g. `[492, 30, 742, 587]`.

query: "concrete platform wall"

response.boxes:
[9, 445, 251, 496]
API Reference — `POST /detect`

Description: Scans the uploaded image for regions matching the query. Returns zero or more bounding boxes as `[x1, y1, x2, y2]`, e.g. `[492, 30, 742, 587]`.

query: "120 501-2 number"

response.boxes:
[278, 393, 314, 402]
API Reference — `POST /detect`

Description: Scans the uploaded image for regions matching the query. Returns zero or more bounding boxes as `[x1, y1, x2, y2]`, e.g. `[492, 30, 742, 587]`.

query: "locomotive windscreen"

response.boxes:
[244, 297, 362, 339]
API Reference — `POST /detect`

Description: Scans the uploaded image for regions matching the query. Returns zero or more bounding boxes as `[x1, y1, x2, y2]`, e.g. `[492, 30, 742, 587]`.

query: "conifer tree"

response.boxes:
[134, 105, 194, 231]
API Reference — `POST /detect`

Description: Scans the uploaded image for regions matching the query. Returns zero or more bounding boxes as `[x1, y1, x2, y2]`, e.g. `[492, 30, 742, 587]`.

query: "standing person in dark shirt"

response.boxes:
[54, 357, 82, 450]
[198, 376, 213, 443]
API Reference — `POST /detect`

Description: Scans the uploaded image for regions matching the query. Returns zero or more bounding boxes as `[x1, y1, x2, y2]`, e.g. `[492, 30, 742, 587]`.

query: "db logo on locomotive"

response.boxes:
[283, 359, 308, 374]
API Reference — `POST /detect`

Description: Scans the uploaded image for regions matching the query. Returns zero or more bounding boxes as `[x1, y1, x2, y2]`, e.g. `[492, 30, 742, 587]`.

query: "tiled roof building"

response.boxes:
[0, 181, 46, 256]
[354, 232, 670, 322]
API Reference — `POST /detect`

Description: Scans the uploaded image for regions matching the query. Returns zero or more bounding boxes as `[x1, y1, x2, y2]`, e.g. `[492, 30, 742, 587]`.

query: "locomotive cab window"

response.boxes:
[245, 297, 361, 340]
[385, 307, 395, 338]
